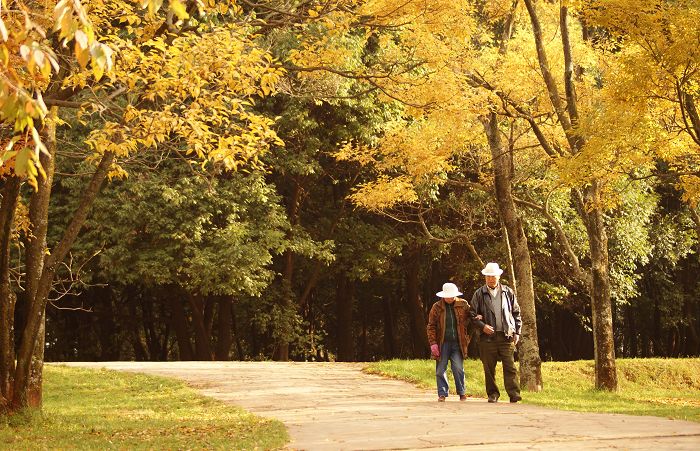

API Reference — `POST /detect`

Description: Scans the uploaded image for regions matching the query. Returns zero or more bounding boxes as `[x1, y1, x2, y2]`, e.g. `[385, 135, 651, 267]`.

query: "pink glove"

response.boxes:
[430, 344, 440, 358]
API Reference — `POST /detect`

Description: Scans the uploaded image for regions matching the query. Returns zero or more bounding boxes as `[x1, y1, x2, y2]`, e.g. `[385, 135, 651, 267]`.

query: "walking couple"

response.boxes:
[426, 262, 522, 403]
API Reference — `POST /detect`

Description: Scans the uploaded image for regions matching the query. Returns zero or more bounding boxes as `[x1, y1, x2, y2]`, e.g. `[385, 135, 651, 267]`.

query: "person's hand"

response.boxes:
[483, 324, 495, 335]
[430, 344, 440, 358]
[475, 314, 483, 321]
[514, 334, 520, 345]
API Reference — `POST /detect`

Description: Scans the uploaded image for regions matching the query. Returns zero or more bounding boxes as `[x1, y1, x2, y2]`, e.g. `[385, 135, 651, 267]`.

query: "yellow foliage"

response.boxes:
[12, 199, 31, 241]
[1, 0, 285, 188]
[680, 176, 700, 208]
[580, 0, 700, 204]
[349, 175, 418, 211]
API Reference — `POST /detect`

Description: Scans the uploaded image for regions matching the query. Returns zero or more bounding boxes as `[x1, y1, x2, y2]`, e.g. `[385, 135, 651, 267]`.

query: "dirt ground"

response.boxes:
[60, 361, 700, 450]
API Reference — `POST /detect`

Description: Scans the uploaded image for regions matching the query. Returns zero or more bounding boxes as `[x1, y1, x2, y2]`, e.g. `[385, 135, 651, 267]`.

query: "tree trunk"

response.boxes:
[523, 0, 617, 390]
[405, 245, 429, 358]
[274, 182, 302, 361]
[169, 296, 194, 360]
[127, 287, 149, 361]
[382, 295, 397, 359]
[232, 305, 244, 360]
[215, 296, 233, 360]
[485, 112, 543, 392]
[14, 109, 58, 409]
[188, 294, 213, 360]
[0, 176, 21, 411]
[578, 184, 617, 390]
[96, 287, 120, 360]
[141, 292, 160, 360]
[360, 295, 368, 361]
[335, 275, 355, 361]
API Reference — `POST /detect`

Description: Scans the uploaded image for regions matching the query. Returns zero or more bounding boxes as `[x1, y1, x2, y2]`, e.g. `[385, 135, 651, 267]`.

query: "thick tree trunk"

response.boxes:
[405, 246, 429, 358]
[15, 109, 58, 409]
[27, 322, 44, 407]
[335, 275, 355, 361]
[215, 296, 233, 360]
[0, 176, 21, 410]
[578, 184, 617, 390]
[485, 112, 543, 392]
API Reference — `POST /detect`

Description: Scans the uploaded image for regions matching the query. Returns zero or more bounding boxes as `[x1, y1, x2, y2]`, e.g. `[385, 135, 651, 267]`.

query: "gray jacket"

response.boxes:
[469, 284, 522, 340]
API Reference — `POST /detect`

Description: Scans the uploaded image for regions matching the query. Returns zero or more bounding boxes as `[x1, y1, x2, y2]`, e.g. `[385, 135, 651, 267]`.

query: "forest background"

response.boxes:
[1, 0, 699, 413]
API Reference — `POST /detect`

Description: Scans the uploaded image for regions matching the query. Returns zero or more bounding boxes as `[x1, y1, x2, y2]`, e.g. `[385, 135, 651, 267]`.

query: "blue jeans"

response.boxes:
[435, 341, 465, 397]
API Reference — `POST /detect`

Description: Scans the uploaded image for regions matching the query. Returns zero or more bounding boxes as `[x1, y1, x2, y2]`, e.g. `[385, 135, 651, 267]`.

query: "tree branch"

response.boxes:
[523, 0, 576, 149]
[513, 195, 589, 286]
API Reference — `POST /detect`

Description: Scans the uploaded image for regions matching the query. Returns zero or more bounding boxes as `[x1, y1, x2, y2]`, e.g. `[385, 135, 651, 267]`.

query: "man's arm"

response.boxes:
[469, 290, 486, 333]
[511, 290, 522, 335]
[426, 303, 438, 345]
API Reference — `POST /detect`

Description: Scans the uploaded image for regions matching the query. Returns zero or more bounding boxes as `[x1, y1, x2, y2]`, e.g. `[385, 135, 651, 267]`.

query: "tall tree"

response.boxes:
[1, 0, 283, 412]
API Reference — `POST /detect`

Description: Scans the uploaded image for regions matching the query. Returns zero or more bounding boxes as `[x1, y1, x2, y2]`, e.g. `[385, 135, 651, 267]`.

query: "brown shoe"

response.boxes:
[459, 395, 467, 401]
[438, 396, 446, 402]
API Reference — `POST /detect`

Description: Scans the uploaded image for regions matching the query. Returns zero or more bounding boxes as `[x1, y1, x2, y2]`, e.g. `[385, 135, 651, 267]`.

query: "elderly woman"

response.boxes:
[426, 282, 472, 402]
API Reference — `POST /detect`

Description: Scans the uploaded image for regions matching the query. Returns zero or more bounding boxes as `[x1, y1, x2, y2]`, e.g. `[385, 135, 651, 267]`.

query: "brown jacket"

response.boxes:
[426, 298, 472, 358]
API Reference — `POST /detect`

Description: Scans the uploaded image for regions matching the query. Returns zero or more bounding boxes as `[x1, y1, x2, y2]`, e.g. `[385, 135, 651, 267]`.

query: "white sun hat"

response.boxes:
[481, 262, 504, 276]
[436, 282, 462, 298]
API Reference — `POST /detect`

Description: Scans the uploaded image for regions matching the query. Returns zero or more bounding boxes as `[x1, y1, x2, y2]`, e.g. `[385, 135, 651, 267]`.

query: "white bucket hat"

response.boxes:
[481, 262, 504, 276]
[436, 282, 462, 298]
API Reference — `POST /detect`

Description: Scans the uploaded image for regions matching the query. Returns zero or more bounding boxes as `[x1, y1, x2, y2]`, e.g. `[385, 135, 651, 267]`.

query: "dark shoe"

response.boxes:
[459, 395, 467, 401]
[438, 396, 446, 402]
[510, 395, 522, 403]
[487, 394, 499, 403]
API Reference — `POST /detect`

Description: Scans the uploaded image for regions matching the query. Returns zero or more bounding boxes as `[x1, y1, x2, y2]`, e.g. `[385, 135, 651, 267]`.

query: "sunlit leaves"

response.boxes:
[349, 175, 419, 211]
[579, 0, 700, 205]
[1, 0, 284, 190]
[82, 19, 285, 172]
[0, 0, 115, 188]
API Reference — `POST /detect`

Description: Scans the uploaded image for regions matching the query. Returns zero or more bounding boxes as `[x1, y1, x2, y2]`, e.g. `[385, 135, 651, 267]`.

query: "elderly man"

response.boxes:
[427, 282, 472, 402]
[470, 262, 522, 403]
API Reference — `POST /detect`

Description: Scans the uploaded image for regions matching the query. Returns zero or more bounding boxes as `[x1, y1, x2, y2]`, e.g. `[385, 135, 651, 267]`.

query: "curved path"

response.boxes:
[62, 362, 700, 450]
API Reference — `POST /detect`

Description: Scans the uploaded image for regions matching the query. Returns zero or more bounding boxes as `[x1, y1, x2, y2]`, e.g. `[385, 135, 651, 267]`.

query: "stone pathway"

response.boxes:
[60, 361, 700, 450]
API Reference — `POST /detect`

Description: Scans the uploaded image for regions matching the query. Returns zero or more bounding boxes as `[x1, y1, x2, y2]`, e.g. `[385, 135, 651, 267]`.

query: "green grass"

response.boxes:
[364, 358, 700, 422]
[0, 365, 288, 450]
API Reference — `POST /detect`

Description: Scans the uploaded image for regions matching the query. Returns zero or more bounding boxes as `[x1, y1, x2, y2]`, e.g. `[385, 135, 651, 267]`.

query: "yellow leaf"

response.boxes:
[170, 0, 190, 20]
[14, 147, 31, 177]
[0, 17, 7, 42]
[74, 30, 89, 51]
[93, 63, 104, 82]
[76, 44, 90, 68]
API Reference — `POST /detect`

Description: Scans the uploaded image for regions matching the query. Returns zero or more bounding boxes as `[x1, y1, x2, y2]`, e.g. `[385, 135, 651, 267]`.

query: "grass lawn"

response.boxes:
[364, 358, 700, 423]
[0, 365, 287, 450]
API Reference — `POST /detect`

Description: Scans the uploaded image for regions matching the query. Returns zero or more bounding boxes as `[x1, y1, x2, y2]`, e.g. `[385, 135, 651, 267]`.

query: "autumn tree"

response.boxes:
[1, 0, 283, 412]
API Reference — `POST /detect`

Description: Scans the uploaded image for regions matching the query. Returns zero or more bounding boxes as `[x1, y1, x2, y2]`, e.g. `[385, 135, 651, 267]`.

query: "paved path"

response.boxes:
[61, 362, 700, 450]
